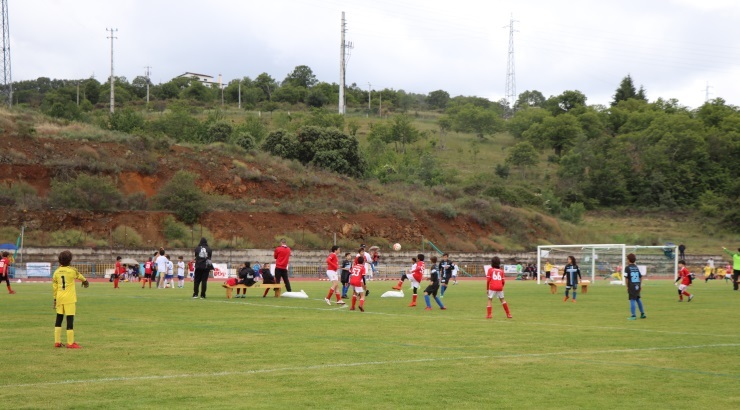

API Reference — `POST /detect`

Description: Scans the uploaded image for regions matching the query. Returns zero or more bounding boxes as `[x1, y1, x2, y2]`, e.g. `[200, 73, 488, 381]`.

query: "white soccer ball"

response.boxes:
[393, 243, 402, 251]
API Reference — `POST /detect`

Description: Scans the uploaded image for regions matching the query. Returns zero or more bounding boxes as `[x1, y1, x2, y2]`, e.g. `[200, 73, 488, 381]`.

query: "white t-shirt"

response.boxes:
[177, 261, 185, 276]
[155, 255, 168, 274]
[166, 260, 174, 276]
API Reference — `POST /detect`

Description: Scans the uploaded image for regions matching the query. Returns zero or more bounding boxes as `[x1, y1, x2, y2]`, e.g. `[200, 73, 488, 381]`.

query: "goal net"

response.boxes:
[537, 244, 678, 284]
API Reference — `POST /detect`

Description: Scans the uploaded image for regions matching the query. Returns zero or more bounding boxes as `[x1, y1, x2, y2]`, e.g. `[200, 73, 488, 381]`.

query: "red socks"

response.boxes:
[351, 295, 357, 309]
[335, 291, 342, 302]
[327, 288, 334, 300]
[503, 302, 511, 317]
[486, 306, 492, 318]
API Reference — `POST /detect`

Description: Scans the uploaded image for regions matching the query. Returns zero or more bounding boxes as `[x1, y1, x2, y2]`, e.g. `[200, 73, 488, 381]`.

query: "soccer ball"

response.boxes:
[393, 243, 402, 251]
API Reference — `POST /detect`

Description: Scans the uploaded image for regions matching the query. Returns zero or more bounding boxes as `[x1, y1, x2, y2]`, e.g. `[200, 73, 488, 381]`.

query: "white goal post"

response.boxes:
[537, 244, 679, 285]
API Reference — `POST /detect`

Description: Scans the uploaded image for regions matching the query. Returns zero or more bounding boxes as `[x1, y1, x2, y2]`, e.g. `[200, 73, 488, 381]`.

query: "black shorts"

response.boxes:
[441, 273, 451, 285]
[628, 283, 641, 300]
[144, 273, 152, 280]
[424, 283, 440, 296]
[340, 270, 350, 284]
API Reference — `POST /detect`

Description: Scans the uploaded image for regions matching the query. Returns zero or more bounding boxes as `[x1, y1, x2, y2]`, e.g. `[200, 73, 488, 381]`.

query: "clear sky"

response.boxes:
[10, 0, 740, 108]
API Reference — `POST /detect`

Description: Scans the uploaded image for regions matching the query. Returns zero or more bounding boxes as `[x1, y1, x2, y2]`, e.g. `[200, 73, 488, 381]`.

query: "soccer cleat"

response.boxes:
[9, 290, 16, 294]
[365, 290, 370, 296]
[324, 298, 331, 305]
[563, 296, 569, 302]
[440, 295, 444, 298]
[640, 313, 647, 319]
[336, 300, 346, 305]
[506, 314, 512, 319]
[688, 295, 694, 302]
[678, 299, 683, 302]
[486, 315, 492, 319]
[200, 296, 206, 299]
[628, 316, 636, 320]
[66, 343, 82, 349]
[358, 305, 364, 312]
[408, 302, 416, 307]
[193, 295, 199, 299]
[440, 307, 447, 310]
[425, 307, 432, 311]
[392, 286, 402, 290]
[349, 308, 355, 311]
[572, 299, 577, 303]
[54, 343, 62, 348]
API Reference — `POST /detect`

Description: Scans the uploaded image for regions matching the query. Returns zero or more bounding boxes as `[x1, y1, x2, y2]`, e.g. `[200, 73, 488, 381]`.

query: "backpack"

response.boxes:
[197, 246, 208, 261]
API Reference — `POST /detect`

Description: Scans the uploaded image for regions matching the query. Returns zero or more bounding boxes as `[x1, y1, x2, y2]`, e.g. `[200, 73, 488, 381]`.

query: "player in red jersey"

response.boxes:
[406, 254, 425, 307]
[0, 251, 15, 294]
[675, 260, 694, 302]
[113, 256, 124, 289]
[142, 257, 153, 288]
[324, 245, 345, 306]
[486, 256, 512, 319]
[349, 256, 367, 312]
[188, 259, 195, 281]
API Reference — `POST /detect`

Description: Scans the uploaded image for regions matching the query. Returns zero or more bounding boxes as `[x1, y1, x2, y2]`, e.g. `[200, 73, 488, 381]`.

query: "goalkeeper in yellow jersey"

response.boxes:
[52, 250, 89, 349]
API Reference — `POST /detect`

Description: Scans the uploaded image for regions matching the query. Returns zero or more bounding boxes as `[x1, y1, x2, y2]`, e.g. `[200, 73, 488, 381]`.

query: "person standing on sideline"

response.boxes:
[678, 244, 686, 260]
[485, 256, 512, 319]
[193, 238, 212, 299]
[52, 250, 89, 348]
[424, 256, 446, 311]
[273, 238, 292, 292]
[324, 246, 345, 306]
[177, 256, 186, 288]
[675, 260, 694, 302]
[113, 256, 124, 289]
[0, 251, 15, 294]
[562, 256, 581, 303]
[722, 247, 740, 291]
[624, 253, 646, 320]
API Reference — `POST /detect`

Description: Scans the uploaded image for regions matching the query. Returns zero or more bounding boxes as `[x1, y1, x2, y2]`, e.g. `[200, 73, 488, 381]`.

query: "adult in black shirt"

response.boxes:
[193, 237, 213, 299]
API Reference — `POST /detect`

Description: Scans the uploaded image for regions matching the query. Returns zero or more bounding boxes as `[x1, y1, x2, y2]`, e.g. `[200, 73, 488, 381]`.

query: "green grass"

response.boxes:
[1, 278, 738, 409]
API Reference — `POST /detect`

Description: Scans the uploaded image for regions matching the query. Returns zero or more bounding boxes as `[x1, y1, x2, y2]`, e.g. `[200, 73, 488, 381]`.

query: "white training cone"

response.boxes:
[282, 290, 309, 299]
[381, 290, 404, 298]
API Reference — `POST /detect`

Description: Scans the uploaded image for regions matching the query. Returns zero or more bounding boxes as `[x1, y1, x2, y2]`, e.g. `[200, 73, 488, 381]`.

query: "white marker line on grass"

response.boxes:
[5, 343, 739, 389]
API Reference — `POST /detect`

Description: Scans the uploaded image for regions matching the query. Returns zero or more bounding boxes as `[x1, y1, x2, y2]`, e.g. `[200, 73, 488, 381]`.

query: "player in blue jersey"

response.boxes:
[624, 253, 646, 320]
[561, 256, 581, 303]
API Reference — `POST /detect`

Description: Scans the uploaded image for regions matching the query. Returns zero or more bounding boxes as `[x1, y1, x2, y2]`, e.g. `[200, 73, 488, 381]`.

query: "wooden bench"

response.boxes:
[223, 283, 282, 298]
[547, 281, 590, 294]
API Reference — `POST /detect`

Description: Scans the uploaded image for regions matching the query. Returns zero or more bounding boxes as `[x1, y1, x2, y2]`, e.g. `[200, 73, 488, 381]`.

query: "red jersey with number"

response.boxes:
[115, 261, 125, 277]
[486, 267, 506, 291]
[0, 257, 9, 275]
[410, 261, 424, 282]
[678, 266, 692, 286]
[326, 253, 338, 271]
[188, 261, 195, 272]
[349, 264, 366, 287]
[144, 261, 152, 274]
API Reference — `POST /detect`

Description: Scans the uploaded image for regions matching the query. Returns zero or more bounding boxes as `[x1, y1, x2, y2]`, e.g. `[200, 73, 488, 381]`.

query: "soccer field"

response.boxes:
[1, 278, 738, 409]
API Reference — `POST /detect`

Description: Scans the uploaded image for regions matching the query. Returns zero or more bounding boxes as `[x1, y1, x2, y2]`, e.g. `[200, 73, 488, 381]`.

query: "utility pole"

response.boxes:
[107, 28, 118, 114]
[238, 81, 241, 109]
[504, 15, 518, 117]
[144, 66, 151, 104]
[1, 0, 12, 108]
[367, 82, 371, 117]
[338, 12, 353, 114]
[378, 92, 382, 117]
[703, 81, 713, 102]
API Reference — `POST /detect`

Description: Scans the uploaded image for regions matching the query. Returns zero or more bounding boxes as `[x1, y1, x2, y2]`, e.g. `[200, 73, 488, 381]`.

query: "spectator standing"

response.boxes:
[678, 244, 686, 260]
[154, 249, 168, 289]
[722, 247, 740, 291]
[193, 238, 212, 299]
[273, 238, 292, 292]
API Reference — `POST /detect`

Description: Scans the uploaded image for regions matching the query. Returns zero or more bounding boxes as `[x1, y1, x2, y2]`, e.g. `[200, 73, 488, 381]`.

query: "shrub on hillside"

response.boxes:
[49, 229, 86, 247]
[111, 225, 143, 247]
[153, 171, 207, 225]
[49, 174, 123, 211]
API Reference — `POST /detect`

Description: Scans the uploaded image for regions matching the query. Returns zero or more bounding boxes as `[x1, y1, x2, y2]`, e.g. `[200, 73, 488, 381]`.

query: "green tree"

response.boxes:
[524, 113, 582, 156]
[262, 130, 297, 159]
[506, 107, 551, 138]
[282, 65, 318, 88]
[426, 89, 450, 110]
[255, 73, 277, 101]
[611, 75, 647, 106]
[153, 171, 207, 225]
[505, 141, 539, 169]
[514, 90, 546, 110]
[447, 104, 503, 140]
[49, 175, 123, 211]
[545, 90, 587, 116]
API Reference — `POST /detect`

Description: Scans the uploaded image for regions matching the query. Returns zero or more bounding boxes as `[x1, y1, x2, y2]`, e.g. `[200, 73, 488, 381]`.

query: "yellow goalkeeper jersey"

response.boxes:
[52, 266, 86, 305]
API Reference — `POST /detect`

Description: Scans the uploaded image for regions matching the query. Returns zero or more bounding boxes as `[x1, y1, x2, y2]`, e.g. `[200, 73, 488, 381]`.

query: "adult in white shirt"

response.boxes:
[154, 249, 168, 289]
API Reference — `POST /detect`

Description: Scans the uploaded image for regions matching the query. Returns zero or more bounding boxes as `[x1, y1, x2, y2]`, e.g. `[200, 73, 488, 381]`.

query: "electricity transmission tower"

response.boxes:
[504, 15, 518, 117]
[107, 28, 118, 113]
[1, 0, 12, 108]
[338, 11, 353, 114]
